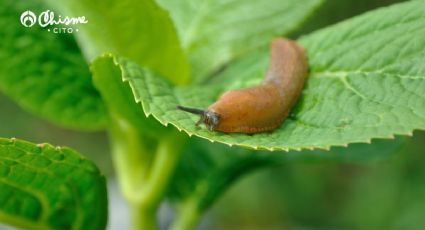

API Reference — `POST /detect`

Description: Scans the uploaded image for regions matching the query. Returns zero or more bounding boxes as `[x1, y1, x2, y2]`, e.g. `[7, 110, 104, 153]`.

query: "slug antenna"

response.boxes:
[176, 105, 205, 115]
[176, 105, 206, 127]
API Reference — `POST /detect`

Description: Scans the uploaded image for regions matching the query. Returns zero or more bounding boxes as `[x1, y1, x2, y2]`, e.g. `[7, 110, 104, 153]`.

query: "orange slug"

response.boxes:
[177, 38, 308, 133]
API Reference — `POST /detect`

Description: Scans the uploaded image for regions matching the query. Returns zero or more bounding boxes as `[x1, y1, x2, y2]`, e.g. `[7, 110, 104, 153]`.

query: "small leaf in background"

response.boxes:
[109, 1, 425, 151]
[0, 0, 107, 130]
[0, 138, 107, 230]
[156, 0, 324, 81]
[45, 0, 190, 85]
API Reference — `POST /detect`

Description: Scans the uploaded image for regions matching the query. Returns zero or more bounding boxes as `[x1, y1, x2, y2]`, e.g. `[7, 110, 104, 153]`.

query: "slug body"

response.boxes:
[177, 38, 308, 133]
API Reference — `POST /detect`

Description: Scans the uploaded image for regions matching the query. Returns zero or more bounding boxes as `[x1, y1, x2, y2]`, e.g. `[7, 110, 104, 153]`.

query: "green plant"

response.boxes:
[0, 0, 424, 229]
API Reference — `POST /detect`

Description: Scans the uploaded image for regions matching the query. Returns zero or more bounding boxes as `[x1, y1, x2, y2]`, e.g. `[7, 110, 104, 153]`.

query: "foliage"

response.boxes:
[0, 0, 423, 229]
[0, 0, 106, 130]
[0, 138, 107, 230]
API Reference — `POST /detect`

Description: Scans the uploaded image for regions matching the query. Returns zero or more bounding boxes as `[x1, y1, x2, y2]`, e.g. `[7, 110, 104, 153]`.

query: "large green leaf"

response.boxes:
[98, 1, 425, 151]
[45, 0, 190, 85]
[0, 0, 107, 130]
[156, 0, 323, 81]
[296, 1, 425, 149]
[0, 138, 107, 230]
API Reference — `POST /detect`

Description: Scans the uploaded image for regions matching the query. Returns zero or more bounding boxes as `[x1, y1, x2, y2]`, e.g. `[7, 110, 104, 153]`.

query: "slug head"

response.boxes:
[176, 105, 220, 131]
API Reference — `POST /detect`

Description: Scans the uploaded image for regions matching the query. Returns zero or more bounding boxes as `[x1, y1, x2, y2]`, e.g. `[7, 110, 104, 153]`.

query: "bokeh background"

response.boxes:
[2, 0, 424, 229]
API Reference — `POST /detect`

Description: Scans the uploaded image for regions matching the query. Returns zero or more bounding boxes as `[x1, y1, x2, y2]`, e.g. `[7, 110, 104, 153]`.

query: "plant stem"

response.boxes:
[170, 199, 201, 230]
[109, 116, 154, 201]
[139, 136, 184, 205]
[130, 204, 157, 230]
[109, 115, 186, 230]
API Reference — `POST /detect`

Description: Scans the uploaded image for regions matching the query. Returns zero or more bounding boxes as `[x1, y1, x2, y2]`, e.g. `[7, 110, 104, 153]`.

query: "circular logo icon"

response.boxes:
[20, 10, 37, 27]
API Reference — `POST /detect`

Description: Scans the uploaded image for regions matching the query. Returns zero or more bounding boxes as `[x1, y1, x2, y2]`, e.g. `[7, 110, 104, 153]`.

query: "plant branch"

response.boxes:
[109, 114, 186, 230]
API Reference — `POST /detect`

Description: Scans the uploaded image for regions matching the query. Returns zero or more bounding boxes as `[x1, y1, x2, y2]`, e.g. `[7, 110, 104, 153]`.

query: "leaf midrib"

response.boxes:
[0, 209, 48, 230]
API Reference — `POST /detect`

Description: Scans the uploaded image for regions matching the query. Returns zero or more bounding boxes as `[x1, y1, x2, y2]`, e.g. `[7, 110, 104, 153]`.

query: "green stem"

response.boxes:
[138, 136, 184, 205]
[109, 115, 154, 201]
[130, 204, 157, 230]
[109, 115, 186, 230]
[170, 199, 201, 230]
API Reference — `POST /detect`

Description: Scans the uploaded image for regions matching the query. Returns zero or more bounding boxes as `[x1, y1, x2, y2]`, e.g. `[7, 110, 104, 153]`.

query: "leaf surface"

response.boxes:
[101, 1, 425, 150]
[91, 54, 169, 138]
[45, 0, 190, 85]
[156, 0, 323, 81]
[0, 138, 107, 230]
[0, 0, 107, 130]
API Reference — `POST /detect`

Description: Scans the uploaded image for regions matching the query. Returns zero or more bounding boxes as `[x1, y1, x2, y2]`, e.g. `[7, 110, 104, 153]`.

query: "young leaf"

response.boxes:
[44, 0, 190, 85]
[0, 0, 107, 130]
[156, 0, 324, 81]
[102, 1, 425, 151]
[0, 138, 107, 230]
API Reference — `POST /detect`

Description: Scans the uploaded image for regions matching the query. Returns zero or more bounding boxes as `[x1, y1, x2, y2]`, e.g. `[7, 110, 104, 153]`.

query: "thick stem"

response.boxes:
[138, 136, 184, 205]
[109, 115, 155, 201]
[130, 204, 157, 230]
[109, 114, 186, 230]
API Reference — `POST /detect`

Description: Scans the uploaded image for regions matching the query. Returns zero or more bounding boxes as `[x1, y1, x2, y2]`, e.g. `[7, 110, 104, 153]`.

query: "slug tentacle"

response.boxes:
[176, 105, 220, 130]
[176, 105, 205, 115]
[177, 38, 308, 134]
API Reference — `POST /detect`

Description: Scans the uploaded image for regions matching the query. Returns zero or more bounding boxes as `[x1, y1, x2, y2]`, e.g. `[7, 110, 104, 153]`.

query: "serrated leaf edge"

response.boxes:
[95, 53, 420, 152]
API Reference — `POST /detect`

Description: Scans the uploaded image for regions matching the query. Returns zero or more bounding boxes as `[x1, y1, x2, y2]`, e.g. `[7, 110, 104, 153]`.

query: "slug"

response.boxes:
[177, 37, 308, 133]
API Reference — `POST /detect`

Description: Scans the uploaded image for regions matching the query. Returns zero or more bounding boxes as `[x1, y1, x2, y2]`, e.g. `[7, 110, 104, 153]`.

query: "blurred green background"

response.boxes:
[1, 0, 424, 229]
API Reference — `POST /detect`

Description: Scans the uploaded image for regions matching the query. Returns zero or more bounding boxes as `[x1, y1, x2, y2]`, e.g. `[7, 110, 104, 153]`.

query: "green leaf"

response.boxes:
[296, 0, 425, 148]
[45, 0, 190, 85]
[291, 0, 406, 37]
[0, 138, 107, 230]
[103, 1, 425, 151]
[91, 54, 170, 138]
[156, 0, 323, 81]
[0, 0, 107, 130]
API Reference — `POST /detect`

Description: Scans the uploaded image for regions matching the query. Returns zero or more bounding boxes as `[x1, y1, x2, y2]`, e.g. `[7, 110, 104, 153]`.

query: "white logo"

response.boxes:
[20, 10, 37, 27]
[20, 10, 88, 34]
